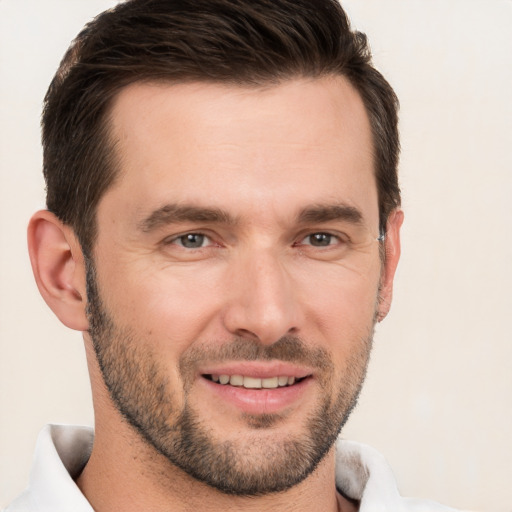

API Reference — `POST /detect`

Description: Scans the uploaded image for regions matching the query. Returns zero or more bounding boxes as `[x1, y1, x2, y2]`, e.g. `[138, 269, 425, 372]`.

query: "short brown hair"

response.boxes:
[43, 0, 400, 255]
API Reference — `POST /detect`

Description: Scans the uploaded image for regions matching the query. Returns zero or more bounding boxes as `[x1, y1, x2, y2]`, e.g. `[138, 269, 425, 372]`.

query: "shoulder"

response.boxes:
[335, 438, 469, 512]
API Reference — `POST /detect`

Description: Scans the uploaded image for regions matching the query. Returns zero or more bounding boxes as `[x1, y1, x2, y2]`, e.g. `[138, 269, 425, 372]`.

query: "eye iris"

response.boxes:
[180, 234, 205, 248]
[310, 233, 331, 246]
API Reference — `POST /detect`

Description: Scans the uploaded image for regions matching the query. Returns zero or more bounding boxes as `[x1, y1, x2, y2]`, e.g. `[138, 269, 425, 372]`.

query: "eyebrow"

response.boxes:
[297, 203, 364, 225]
[139, 201, 364, 233]
[139, 204, 238, 232]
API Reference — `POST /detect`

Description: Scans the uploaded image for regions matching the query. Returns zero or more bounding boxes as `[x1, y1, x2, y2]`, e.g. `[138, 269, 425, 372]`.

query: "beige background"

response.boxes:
[1, 1, 511, 510]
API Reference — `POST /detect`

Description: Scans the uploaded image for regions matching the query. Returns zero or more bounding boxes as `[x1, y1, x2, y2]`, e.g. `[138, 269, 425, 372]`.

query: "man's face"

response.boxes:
[86, 77, 388, 495]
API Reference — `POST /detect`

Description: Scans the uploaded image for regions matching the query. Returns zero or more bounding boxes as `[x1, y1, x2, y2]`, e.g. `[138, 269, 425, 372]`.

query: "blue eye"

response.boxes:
[174, 233, 209, 248]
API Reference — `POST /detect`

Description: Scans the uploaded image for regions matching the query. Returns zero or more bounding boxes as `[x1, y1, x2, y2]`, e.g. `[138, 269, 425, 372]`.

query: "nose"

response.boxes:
[222, 250, 301, 345]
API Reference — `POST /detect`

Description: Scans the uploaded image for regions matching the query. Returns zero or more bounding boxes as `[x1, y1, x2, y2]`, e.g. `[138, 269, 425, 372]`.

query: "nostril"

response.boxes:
[232, 328, 260, 341]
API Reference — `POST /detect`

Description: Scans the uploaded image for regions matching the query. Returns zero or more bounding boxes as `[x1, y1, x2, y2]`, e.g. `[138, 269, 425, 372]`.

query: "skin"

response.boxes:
[28, 75, 403, 512]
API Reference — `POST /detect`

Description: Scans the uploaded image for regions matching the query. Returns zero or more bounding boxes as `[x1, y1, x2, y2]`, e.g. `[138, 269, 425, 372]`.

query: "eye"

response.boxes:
[301, 232, 341, 247]
[168, 233, 212, 249]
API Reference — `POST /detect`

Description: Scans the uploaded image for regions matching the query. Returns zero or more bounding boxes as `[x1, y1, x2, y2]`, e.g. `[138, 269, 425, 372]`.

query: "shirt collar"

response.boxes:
[25, 424, 94, 511]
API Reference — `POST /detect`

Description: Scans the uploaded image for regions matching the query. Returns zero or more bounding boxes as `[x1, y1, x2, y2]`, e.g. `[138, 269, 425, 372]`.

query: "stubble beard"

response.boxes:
[85, 258, 375, 496]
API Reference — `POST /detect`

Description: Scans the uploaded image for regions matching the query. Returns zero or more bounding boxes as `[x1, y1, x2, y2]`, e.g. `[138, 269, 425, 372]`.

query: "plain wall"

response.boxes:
[1, 1, 511, 510]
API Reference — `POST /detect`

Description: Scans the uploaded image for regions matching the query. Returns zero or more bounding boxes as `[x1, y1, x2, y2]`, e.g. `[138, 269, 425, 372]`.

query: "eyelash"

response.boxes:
[296, 232, 348, 249]
[163, 232, 216, 249]
[163, 231, 349, 251]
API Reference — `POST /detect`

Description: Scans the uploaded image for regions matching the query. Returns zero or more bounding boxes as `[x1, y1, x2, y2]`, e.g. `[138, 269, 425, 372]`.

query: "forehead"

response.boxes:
[104, 76, 377, 227]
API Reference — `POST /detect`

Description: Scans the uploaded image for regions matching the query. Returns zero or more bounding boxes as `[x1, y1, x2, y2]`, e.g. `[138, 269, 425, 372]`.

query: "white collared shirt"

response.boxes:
[4, 424, 465, 512]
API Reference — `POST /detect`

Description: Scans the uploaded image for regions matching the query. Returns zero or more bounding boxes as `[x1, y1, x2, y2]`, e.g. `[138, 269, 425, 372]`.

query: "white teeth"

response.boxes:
[243, 376, 262, 388]
[262, 377, 278, 389]
[278, 376, 289, 386]
[210, 374, 300, 388]
[230, 375, 244, 386]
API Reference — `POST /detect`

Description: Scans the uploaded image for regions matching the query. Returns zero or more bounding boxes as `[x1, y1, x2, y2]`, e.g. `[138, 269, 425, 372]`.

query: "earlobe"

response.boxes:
[27, 210, 89, 331]
[377, 209, 404, 322]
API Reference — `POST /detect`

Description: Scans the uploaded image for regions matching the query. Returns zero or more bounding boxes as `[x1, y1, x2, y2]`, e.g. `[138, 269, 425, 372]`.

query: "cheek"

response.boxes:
[100, 261, 226, 350]
[96, 248, 381, 355]
[296, 261, 381, 333]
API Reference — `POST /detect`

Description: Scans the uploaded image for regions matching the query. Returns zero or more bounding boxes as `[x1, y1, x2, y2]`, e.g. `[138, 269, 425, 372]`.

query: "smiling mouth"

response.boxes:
[203, 374, 309, 389]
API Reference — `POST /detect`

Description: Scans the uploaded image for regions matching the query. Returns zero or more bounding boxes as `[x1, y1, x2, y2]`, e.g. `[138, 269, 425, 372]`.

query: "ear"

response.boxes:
[27, 210, 89, 331]
[376, 208, 404, 322]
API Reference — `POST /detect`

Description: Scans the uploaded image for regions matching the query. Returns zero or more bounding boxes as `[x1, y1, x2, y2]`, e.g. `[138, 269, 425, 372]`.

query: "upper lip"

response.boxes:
[198, 361, 313, 379]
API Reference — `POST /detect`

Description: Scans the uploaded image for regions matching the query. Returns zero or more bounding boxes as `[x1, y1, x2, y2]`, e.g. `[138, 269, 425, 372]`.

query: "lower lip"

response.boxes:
[200, 377, 311, 415]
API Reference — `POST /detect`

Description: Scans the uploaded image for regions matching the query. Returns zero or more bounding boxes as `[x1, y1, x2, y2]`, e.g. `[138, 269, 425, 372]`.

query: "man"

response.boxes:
[5, 0, 461, 511]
